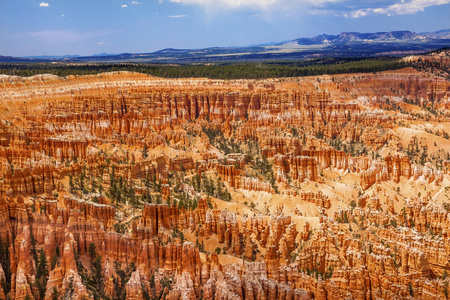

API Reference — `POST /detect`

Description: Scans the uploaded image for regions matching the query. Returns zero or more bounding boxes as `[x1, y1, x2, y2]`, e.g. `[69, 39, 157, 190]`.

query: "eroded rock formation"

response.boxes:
[0, 65, 449, 299]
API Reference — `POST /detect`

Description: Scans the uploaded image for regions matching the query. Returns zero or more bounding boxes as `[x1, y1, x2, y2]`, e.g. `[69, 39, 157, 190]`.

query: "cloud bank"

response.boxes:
[345, 0, 450, 18]
[170, 0, 278, 9]
[170, 0, 450, 17]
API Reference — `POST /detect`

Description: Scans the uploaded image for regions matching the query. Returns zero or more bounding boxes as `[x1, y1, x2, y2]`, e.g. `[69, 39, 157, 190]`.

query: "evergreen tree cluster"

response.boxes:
[202, 127, 246, 155]
[107, 166, 138, 207]
[255, 156, 278, 193]
[191, 174, 232, 202]
[0, 235, 11, 296]
[0, 57, 408, 80]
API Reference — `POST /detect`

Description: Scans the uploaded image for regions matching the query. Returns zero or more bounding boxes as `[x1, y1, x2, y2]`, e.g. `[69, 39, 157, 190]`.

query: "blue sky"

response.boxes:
[0, 0, 449, 56]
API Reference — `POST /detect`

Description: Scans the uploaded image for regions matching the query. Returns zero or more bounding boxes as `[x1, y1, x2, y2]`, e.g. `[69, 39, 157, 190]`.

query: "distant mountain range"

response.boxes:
[23, 53, 116, 60]
[1, 29, 449, 63]
[281, 30, 449, 46]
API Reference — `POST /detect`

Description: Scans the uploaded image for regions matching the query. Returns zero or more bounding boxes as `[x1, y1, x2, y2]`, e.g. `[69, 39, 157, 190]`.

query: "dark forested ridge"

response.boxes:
[0, 57, 409, 79]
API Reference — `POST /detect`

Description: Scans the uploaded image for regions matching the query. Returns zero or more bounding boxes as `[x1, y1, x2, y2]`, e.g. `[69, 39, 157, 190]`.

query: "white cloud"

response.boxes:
[39, 2, 49, 7]
[131, 1, 142, 4]
[170, 0, 277, 9]
[343, 8, 370, 18]
[97, 41, 112, 46]
[170, 0, 344, 10]
[346, 0, 450, 18]
[169, 0, 449, 16]
[61, 14, 65, 17]
[121, 4, 128, 7]
[169, 14, 188, 17]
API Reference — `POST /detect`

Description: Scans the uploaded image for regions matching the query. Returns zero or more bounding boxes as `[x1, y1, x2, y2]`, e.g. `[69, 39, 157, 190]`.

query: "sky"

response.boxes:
[0, 0, 449, 57]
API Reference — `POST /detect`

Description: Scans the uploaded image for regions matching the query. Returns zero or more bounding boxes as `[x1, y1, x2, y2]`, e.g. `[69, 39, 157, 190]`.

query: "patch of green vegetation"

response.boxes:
[0, 57, 408, 79]
[0, 235, 11, 295]
[191, 173, 232, 202]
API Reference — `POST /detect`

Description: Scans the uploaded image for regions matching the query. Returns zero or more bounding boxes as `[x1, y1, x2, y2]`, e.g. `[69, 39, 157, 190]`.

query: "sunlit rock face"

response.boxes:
[0, 62, 449, 299]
